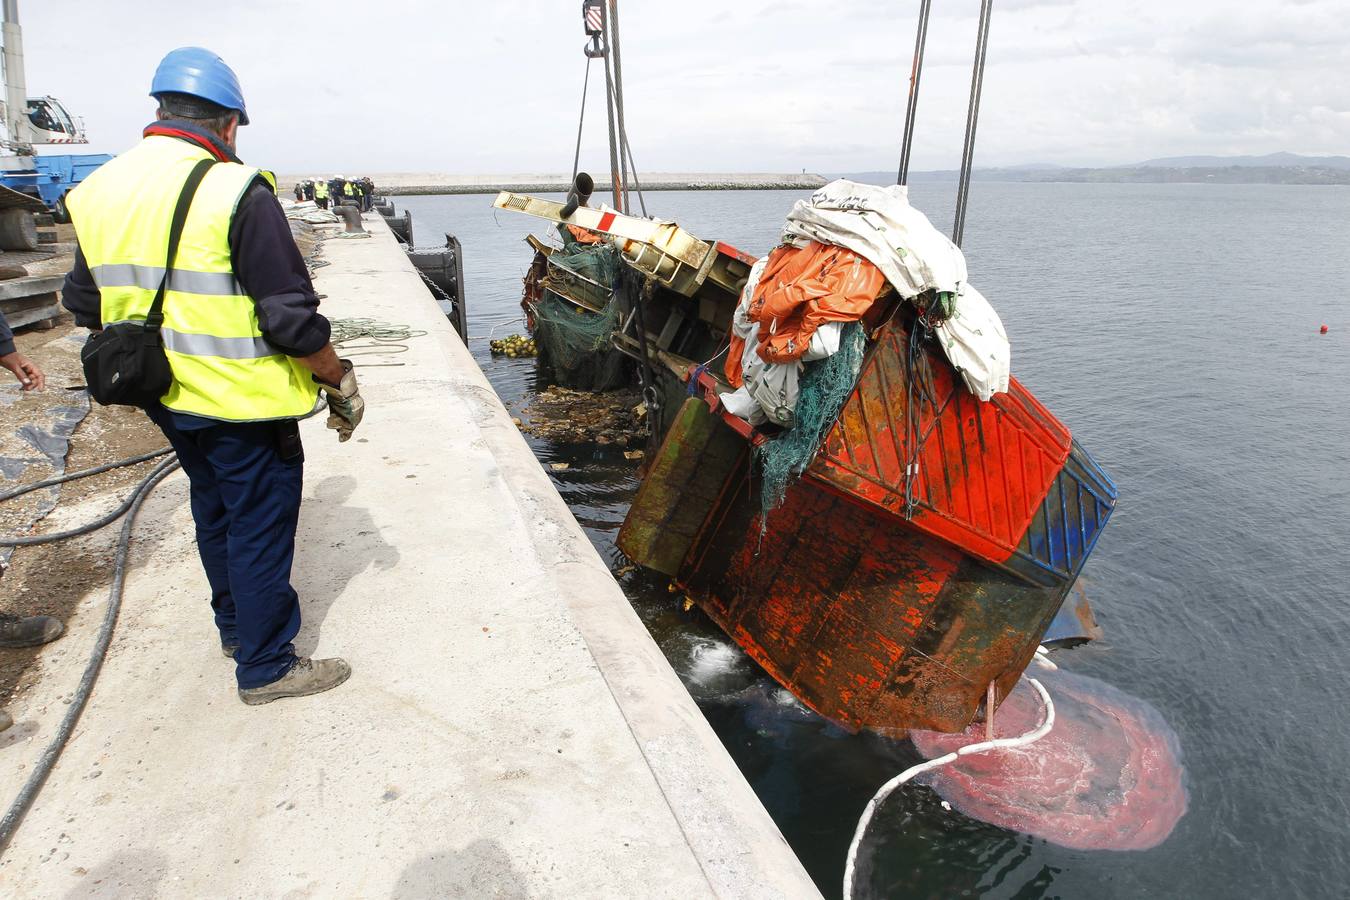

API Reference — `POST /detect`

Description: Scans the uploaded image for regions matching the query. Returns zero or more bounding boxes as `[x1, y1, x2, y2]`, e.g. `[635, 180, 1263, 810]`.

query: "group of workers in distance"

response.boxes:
[294, 175, 375, 211]
[0, 45, 368, 730]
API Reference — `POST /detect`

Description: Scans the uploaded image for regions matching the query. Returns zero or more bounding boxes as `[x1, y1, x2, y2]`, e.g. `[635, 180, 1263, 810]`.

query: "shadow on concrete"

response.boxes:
[0, 716, 39, 750]
[63, 848, 168, 898]
[391, 840, 528, 899]
[293, 474, 400, 656]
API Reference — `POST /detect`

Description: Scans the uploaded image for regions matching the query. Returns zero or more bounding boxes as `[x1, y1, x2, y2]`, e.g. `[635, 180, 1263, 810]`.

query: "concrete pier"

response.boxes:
[0, 215, 820, 897]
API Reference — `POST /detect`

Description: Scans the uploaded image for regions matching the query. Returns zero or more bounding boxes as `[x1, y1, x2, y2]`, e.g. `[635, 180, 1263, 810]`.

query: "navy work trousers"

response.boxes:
[146, 405, 303, 689]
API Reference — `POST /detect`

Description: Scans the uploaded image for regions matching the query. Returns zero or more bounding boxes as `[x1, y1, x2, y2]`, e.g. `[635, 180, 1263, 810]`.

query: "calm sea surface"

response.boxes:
[396, 182, 1350, 899]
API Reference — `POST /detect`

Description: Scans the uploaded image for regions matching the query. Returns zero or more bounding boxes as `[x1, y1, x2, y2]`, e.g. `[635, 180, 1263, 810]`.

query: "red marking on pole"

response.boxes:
[596, 212, 617, 232]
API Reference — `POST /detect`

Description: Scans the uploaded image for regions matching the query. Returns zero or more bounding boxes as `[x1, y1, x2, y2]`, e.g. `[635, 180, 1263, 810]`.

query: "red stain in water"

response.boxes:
[910, 667, 1188, 851]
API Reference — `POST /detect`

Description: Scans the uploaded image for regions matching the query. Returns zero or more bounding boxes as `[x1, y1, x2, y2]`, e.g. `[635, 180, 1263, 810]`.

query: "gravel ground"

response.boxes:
[0, 315, 167, 710]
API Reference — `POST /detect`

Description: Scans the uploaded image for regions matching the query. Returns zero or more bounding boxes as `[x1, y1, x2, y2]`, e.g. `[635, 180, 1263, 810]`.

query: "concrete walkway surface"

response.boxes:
[0, 214, 820, 898]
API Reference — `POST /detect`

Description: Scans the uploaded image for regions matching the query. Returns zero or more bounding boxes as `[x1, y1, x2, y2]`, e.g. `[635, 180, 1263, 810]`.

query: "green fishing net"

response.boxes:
[756, 323, 868, 518]
[530, 243, 630, 391]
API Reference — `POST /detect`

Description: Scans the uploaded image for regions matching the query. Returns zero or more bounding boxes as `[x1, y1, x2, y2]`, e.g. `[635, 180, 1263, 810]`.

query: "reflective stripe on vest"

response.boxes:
[66, 135, 319, 422]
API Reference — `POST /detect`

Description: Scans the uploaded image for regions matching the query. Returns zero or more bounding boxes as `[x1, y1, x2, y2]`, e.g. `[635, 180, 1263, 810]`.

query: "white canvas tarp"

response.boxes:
[781, 179, 1010, 401]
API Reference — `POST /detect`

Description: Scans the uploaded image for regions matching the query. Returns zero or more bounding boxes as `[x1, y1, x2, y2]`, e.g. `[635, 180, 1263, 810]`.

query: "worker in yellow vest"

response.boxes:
[61, 47, 360, 705]
[313, 177, 329, 210]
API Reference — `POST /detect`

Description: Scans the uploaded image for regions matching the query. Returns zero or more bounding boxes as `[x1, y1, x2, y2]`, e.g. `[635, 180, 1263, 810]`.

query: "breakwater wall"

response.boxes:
[282, 173, 828, 195]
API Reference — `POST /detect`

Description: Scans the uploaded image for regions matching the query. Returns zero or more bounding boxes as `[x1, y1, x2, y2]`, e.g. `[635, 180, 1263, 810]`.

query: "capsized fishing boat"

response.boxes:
[496, 179, 1115, 736]
[492, 0, 1115, 739]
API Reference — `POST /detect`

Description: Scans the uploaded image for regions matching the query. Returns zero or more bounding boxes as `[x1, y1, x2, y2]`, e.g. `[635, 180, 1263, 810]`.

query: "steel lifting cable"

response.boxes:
[902, 317, 940, 520]
[571, 56, 594, 184]
[600, 37, 625, 212]
[607, 0, 634, 215]
[619, 111, 648, 218]
[0, 454, 182, 852]
[897, 0, 934, 186]
[952, 0, 995, 247]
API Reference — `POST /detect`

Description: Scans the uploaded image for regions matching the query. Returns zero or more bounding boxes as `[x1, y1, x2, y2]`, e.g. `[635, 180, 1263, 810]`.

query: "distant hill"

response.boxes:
[842, 153, 1350, 186]
[1138, 152, 1350, 170]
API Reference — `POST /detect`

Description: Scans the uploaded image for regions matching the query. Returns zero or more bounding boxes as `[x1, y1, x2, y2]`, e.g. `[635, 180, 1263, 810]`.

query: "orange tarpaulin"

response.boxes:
[566, 224, 604, 245]
[726, 242, 887, 388]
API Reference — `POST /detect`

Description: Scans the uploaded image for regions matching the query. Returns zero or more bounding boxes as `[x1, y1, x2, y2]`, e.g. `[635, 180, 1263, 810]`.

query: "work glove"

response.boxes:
[315, 359, 364, 442]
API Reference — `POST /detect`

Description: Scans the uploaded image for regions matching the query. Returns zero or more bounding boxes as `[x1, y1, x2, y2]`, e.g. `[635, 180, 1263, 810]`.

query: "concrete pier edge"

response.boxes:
[422, 221, 821, 898]
[0, 213, 821, 898]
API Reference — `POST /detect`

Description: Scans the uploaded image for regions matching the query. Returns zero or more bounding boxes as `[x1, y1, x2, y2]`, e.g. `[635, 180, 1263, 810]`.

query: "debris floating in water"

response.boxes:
[910, 667, 1188, 851]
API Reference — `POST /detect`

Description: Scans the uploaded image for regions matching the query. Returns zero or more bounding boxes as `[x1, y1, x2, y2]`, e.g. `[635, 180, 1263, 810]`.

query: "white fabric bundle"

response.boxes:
[782, 179, 1011, 401]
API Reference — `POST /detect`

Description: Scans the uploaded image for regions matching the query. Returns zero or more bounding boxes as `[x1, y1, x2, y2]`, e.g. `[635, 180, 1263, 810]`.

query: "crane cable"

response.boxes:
[569, 5, 647, 217]
[896, 0, 933, 186]
[570, 56, 594, 184]
[952, 0, 995, 247]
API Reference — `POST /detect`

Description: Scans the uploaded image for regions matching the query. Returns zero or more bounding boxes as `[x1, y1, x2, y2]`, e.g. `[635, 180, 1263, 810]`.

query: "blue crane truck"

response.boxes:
[0, 153, 112, 222]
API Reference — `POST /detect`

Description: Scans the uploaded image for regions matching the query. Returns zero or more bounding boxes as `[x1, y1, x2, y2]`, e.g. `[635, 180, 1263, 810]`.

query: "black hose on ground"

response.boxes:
[0, 450, 177, 547]
[0, 455, 181, 852]
[0, 448, 173, 504]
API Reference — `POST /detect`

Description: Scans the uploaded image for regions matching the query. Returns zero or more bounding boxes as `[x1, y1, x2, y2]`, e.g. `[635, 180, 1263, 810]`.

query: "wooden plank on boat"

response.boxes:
[618, 398, 748, 577]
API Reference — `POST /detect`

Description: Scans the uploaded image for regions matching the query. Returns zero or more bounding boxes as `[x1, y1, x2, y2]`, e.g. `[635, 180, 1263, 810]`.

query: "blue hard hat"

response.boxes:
[149, 47, 249, 126]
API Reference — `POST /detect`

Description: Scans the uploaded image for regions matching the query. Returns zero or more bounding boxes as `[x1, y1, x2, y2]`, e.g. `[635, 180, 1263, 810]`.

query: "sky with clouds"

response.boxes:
[17, 0, 1350, 175]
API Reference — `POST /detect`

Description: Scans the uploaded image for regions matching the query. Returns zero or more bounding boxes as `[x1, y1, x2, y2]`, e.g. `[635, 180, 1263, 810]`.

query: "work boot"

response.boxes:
[237, 657, 351, 706]
[0, 614, 64, 649]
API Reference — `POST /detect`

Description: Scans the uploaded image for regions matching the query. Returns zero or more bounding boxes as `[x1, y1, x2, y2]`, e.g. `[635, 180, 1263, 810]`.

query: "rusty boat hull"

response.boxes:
[494, 192, 1117, 736]
[619, 310, 1116, 735]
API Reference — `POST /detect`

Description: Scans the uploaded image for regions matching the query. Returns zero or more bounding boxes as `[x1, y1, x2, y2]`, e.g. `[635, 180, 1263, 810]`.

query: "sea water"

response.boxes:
[395, 182, 1350, 899]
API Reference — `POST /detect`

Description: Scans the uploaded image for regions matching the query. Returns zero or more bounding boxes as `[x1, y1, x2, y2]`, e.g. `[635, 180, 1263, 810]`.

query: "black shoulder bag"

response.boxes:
[81, 158, 216, 408]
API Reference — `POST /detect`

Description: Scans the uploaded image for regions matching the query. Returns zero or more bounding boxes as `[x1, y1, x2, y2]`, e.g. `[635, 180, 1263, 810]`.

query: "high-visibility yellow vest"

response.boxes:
[66, 135, 319, 422]
[314, 181, 328, 199]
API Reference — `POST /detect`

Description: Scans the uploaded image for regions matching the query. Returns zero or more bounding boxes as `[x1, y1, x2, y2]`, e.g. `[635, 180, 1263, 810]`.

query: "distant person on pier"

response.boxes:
[59, 47, 364, 706]
[314, 177, 329, 209]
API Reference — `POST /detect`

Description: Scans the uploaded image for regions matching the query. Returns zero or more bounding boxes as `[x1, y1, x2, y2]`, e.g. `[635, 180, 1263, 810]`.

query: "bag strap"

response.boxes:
[144, 157, 217, 332]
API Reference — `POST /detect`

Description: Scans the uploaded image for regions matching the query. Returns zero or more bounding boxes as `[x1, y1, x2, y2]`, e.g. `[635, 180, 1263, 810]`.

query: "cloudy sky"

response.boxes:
[19, 0, 1350, 175]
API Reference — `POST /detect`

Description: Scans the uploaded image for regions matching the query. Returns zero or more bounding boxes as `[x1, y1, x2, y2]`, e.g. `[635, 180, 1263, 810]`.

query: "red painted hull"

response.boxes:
[620, 311, 1116, 734]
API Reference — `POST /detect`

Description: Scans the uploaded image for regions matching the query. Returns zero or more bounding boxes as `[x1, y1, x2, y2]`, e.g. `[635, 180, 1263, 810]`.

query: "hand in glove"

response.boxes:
[315, 359, 364, 442]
